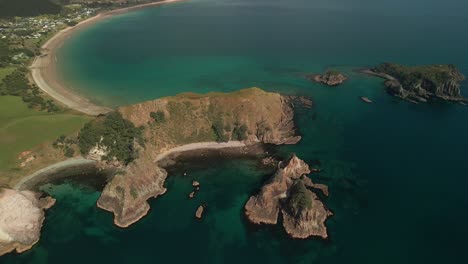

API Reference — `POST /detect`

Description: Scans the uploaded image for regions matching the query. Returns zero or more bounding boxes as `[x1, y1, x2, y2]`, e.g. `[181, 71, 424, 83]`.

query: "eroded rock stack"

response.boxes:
[244, 155, 332, 239]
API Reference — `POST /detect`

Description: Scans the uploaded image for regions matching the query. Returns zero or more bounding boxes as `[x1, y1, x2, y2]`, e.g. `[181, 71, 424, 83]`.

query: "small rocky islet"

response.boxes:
[245, 155, 332, 239]
[310, 70, 348, 86]
[364, 63, 467, 104]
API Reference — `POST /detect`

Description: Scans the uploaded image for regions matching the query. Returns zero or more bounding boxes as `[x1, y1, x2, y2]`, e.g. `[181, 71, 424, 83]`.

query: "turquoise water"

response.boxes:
[4, 0, 468, 262]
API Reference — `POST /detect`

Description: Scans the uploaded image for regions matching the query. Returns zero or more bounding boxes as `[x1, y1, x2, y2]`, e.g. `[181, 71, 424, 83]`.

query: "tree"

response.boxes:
[78, 111, 143, 165]
[64, 146, 74, 157]
[232, 124, 248, 141]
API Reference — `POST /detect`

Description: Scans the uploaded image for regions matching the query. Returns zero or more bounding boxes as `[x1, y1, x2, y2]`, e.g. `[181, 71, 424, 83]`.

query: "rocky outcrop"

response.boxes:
[96, 155, 167, 228]
[282, 189, 332, 239]
[244, 155, 332, 239]
[365, 63, 467, 103]
[195, 205, 204, 219]
[97, 88, 303, 228]
[0, 188, 55, 256]
[311, 71, 348, 86]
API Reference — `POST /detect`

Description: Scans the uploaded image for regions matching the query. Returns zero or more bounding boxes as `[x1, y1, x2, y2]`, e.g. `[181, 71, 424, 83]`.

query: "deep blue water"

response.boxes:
[3, 0, 468, 263]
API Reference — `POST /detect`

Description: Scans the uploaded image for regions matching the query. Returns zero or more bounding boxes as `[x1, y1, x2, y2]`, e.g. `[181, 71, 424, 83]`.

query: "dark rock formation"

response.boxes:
[364, 63, 467, 103]
[244, 155, 332, 239]
[311, 71, 348, 86]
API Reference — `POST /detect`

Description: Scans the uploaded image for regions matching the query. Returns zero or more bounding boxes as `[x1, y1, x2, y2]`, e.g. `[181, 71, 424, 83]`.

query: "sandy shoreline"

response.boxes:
[29, 0, 187, 116]
[14, 141, 250, 191]
[154, 141, 248, 162]
[14, 158, 97, 190]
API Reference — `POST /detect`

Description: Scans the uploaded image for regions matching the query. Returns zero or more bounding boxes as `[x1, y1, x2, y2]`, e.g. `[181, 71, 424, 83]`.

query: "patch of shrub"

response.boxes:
[232, 124, 248, 141]
[150, 110, 165, 123]
[286, 180, 313, 217]
[78, 111, 143, 165]
[212, 118, 229, 142]
[64, 146, 74, 157]
[0, 68, 59, 112]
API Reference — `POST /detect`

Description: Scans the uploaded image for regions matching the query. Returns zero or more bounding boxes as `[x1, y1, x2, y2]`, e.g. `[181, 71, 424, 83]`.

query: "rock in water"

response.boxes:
[311, 71, 348, 86]
[195, 205, 204, 219]
[282, 183, 333, 239]
[244, 155, 332, 239]
[0, 188, 55, 256]
[97, 156, 168, 228]
[192, 180, 200, 187]
[188, 191, 196, 199]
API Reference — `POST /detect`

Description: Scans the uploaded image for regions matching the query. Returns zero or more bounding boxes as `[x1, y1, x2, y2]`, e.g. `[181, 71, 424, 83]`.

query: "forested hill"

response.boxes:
[0, 0, 62, 18]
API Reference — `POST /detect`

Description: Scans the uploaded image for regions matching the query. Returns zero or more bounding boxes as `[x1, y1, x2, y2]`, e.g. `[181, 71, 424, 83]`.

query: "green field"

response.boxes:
[0, 96, 90, 171]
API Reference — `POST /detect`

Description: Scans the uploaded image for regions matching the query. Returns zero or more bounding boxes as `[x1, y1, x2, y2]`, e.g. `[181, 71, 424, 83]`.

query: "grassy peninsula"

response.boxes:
[367, 63, 466, 103]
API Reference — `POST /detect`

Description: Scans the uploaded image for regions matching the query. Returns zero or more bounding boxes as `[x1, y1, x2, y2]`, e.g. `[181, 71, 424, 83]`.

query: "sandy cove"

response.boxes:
[29, 0, 187, 116]
[154, 141, 248, 162]
[13, 141, 247, 192]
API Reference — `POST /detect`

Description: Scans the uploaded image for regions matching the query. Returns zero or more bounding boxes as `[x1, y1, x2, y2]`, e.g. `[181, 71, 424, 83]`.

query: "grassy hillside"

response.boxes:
[0, 0, 62, 18]
[119, 87, 296, 149]
[0, 96, 90, 185]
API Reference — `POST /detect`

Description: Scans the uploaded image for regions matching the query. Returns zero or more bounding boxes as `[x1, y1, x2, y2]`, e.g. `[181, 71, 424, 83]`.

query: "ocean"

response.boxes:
[4, 0, 468, 263]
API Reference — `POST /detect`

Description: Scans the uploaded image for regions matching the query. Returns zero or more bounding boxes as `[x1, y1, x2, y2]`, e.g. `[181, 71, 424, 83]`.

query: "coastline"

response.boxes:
[14, 158, 97, 191]
[13, 141, 250, 192]
[154, 141, 248, 163]
[29, 0, 187, 116]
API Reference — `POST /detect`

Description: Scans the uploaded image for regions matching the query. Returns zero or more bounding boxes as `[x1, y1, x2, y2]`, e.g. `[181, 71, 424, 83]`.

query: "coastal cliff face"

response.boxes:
[370, 63, 466, 103]
[96, 88, 302, 227]
[244, 155, 332, 239]
[0, 188, 55, 256]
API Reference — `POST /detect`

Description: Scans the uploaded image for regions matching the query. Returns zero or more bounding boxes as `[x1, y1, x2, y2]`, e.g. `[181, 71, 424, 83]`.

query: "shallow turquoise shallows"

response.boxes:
[4, 0, 468, 263]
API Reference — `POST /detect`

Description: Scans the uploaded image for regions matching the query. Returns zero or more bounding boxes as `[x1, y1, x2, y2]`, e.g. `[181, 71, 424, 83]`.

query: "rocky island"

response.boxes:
[310, 70, 348, 86]
[245, 155, 332, 239]
[363, 63, 467, 104]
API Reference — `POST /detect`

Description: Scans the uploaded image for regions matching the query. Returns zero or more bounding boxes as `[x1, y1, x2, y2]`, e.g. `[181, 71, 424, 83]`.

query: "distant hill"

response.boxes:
[0, 0, 62, 18]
